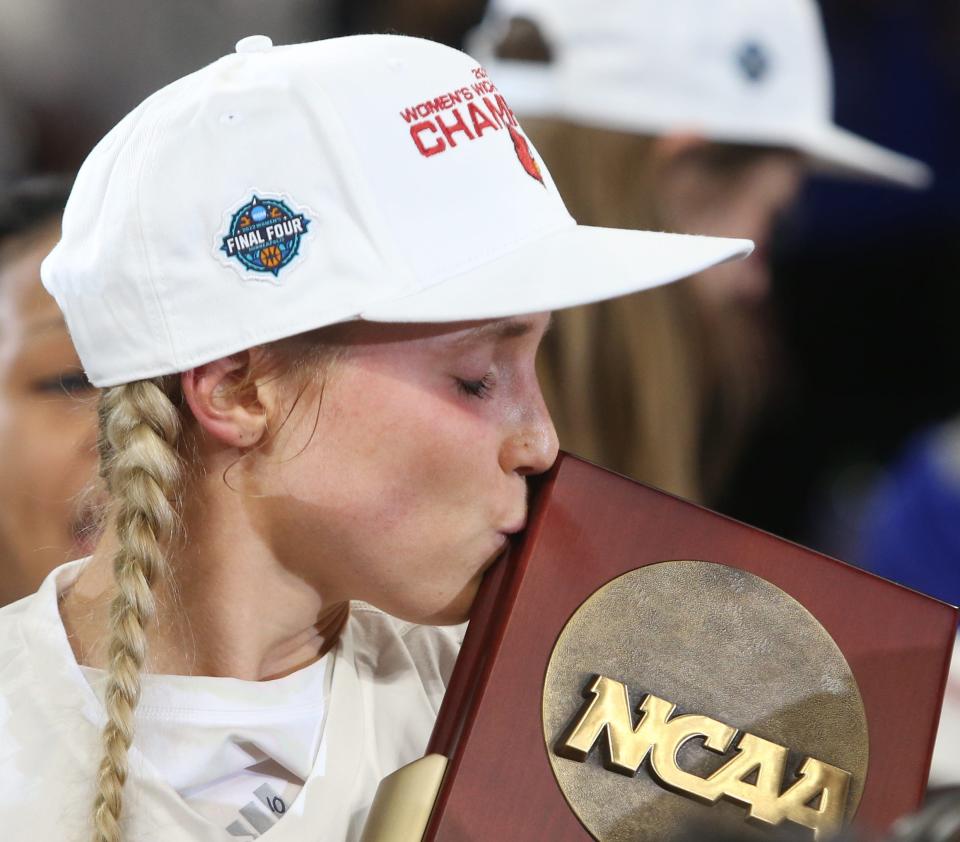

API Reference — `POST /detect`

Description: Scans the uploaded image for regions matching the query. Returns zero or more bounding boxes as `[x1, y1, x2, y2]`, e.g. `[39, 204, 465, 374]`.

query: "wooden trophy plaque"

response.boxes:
[362, 454, 958, 842]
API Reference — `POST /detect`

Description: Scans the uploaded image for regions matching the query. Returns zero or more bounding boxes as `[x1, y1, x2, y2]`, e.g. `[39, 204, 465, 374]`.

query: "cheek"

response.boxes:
[285, 368, 506, 571]
[0, 399, 97, 595]
[335, 384, 496, 526]
[0, 399, 96, 519]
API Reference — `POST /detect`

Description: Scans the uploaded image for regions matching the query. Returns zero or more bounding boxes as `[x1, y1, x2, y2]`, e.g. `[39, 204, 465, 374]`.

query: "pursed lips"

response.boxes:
[500, 511, 527, 537]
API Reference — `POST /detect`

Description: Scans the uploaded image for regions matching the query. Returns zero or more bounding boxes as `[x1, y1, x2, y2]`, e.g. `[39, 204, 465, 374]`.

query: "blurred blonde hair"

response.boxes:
[526, 117, 708, 500]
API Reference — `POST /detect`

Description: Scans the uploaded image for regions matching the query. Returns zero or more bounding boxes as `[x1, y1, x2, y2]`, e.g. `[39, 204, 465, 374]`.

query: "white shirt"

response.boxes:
[79, 652, 331, 835]
[0, 561, 462, 841]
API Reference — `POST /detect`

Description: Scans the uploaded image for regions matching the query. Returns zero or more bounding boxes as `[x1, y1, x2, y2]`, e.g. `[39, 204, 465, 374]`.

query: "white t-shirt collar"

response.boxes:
[79, 654, 332, 792]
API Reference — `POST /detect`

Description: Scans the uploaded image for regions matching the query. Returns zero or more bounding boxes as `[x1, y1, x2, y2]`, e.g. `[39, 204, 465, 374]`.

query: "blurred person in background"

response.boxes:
[0, 175, 99, 606]
[688, 0, 960, 790]
[467, 0, 929, 502]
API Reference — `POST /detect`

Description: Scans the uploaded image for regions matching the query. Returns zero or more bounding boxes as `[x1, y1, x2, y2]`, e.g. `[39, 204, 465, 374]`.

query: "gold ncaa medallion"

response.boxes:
[542, 561, 868, 841]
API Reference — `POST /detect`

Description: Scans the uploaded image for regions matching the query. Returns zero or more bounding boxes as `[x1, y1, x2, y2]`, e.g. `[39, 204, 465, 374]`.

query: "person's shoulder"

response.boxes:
[0, 562, 86, 734]
[0, 588, 37, 624]
[0, 591, 49, 774]
[0, 591, 36, 686]
[0, 563, 108, 836]
[0, 586, 56, 711]
[345, 602, 465, 707]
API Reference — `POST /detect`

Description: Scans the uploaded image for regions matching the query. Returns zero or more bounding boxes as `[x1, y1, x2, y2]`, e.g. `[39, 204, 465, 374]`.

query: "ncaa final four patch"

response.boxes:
[217, 194, 311, 279]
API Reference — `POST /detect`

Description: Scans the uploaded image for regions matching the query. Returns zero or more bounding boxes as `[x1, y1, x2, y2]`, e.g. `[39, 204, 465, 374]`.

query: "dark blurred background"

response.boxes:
[0, 0, 488, 178]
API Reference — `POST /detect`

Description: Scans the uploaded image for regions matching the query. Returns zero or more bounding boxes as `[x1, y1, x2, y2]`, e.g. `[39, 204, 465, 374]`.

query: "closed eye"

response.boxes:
[456, 372, 495, 399]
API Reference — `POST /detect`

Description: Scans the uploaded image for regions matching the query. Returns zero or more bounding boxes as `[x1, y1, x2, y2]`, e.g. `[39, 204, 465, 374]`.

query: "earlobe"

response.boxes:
[181, 354, 268, 449]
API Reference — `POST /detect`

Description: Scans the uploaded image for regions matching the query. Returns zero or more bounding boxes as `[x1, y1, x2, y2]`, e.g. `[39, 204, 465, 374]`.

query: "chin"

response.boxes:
[418, 576, 482, 626]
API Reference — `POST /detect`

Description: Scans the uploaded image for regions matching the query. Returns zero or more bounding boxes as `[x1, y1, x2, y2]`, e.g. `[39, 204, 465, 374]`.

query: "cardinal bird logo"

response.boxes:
[507, 124, 545, 185]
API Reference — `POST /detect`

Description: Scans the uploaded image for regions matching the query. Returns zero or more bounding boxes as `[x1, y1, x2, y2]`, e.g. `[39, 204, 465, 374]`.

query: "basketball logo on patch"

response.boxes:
[219, 195, 310, 278]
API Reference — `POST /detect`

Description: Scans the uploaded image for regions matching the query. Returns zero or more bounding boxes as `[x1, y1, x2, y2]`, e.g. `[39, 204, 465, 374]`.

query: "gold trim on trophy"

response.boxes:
[360, 754, 448, 842]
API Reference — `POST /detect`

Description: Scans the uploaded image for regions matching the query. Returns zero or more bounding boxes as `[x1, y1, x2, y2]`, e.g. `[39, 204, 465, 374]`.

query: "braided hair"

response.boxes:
[91, 376, 183, 842]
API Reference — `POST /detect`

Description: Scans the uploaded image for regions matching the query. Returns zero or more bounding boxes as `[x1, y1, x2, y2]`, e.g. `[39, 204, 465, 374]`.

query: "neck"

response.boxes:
[59, 486, 349, 681]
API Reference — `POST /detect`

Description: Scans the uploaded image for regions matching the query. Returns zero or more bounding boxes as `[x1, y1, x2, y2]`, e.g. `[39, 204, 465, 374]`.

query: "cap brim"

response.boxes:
[800, 124, 932, 189]
[360, 225, 752, 323]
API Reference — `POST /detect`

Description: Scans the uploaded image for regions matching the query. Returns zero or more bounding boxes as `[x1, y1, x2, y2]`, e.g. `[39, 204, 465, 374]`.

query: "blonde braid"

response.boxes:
[92, 377, 183, 842]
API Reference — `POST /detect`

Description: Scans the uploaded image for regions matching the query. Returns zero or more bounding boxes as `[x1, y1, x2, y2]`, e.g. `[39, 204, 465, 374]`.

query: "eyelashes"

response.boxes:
[456, 372, 496, 399]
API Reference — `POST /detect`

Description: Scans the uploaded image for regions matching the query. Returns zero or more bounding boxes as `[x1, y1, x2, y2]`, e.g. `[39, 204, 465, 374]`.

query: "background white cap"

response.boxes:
[467, 0, 932, 189]
[41, 34, 751, 387]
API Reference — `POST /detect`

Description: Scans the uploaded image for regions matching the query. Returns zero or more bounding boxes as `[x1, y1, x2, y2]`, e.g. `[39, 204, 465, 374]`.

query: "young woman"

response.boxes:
[0, 34, 749, 842]
[0, 176, 100, 605]
[468, 0, 930, 502]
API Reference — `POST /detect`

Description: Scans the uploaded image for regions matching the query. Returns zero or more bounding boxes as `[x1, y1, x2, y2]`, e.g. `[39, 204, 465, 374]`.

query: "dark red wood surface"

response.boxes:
[424, 454, 958, 841]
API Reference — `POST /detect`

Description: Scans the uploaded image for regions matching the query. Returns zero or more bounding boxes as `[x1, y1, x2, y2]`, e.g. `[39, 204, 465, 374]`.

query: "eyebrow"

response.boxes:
[457, 314, 553, 344]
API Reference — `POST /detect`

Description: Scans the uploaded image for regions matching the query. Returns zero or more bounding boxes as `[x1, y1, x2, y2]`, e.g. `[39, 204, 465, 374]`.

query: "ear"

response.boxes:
[181, 352, 271, 449]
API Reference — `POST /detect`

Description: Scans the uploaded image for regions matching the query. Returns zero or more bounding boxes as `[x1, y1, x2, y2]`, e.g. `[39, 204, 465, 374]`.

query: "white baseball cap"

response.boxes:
[467, 0, 931, 189]
[41, 34, 751, 388]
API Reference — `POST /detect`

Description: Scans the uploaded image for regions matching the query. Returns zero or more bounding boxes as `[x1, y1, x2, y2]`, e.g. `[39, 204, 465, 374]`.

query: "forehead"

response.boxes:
[343, 313, 552, 346]
[454, 313, 553, 342]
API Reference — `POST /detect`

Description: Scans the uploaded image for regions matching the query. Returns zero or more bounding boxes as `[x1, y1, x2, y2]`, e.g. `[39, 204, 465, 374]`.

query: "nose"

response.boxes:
[499, 389, 560, 477]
